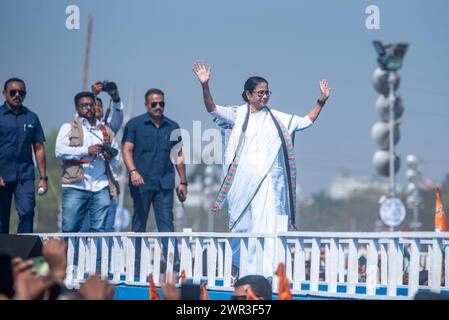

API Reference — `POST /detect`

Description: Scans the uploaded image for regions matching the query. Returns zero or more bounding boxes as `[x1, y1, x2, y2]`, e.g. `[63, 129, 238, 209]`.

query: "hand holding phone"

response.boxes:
[16, 257, 50, 276]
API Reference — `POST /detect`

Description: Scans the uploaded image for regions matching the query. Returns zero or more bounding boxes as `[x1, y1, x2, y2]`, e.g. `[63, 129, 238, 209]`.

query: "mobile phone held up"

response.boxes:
[16, 256, 50, 276]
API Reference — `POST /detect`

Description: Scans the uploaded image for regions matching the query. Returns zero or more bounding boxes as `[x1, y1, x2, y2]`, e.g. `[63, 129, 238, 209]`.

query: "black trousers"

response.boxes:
[0, 179, 35, 234]
[130, 187, 179, 272]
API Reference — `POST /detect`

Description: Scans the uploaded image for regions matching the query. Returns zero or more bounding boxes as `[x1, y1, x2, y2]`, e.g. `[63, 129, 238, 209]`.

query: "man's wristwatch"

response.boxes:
[180, 182, 188, 186]
[40, 176, 48, 181]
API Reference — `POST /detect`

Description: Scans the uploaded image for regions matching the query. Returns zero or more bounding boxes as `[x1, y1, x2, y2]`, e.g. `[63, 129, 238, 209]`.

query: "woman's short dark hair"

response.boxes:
[74, 91, 95, 107]
[145, 88, 164, 102]
[242, 76, 268, 102]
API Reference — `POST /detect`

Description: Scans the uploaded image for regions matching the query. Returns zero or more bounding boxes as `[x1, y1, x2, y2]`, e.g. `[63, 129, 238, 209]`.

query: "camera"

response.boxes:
[102, 81, 117, 95]
[100, 144, 119, 158]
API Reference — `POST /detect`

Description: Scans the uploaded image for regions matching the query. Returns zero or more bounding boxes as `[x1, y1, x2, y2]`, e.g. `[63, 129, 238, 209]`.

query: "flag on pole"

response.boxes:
[201, 283, 209, 300]
[276, 263, 292, 300]
[149, 273, 161, 300]
[435, 187, 448, 232]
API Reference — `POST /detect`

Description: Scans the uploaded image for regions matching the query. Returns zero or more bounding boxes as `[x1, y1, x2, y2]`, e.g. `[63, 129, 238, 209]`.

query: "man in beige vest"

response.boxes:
[55, 91, 119, 233]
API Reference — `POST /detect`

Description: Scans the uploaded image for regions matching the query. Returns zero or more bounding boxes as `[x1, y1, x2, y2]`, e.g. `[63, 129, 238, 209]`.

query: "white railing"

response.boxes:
[277, 231, 449, 299]
[33, 216, 449, 299]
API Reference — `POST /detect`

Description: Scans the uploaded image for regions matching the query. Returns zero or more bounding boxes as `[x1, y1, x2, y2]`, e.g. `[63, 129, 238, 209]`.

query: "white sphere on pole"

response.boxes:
[375, 94, 404, 121]
[371, 121, 400, 149]
[406, 154, 419, 166]
[372, 150, 401, 176]
[406, 168, 417, 180]
[406, 182, 417, 193]
[372, 67, 400, 96]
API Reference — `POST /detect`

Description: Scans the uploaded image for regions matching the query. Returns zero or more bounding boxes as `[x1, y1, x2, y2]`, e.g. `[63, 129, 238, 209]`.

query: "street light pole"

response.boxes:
[372, 41, 409, 232]
[388, 71, 398, 197]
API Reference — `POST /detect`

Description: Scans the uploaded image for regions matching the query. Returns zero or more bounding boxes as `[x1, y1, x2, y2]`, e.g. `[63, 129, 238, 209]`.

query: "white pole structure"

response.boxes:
[372, 41, 408, 232]
[387, 71, 397, 198]
[387, 71, 398, 232]
[82, 15, 93, 91]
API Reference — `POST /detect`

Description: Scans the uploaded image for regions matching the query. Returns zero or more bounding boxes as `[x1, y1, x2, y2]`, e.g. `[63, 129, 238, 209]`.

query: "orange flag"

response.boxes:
[245, 286, 260, 300]
[149, 273, 161, 300]
[276, 263, 292, 300]
[180, 270, 187, 284]
[435, 188, 449, 232]
[201, 283, 209, 300]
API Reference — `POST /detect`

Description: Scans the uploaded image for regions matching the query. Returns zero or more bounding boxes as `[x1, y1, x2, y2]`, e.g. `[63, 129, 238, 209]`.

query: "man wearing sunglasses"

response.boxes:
[0, 78, 47, 234]
[122, 88, 187, 271]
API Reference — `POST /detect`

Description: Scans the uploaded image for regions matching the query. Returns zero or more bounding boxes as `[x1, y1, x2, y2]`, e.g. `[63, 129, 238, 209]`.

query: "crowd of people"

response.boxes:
[0, 238, 115, 300]
[0, 236, 280, 300]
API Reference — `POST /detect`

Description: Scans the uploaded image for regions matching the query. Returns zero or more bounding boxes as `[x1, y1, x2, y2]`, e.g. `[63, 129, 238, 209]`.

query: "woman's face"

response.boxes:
[246, 82, 270, 109]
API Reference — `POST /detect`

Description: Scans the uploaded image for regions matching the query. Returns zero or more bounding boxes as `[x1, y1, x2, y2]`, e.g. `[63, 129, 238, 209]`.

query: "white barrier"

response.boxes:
[34, 218, 449, 299]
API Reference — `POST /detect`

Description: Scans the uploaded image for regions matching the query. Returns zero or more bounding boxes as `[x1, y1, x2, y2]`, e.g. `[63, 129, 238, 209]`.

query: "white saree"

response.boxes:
[211, 104, 312, 276]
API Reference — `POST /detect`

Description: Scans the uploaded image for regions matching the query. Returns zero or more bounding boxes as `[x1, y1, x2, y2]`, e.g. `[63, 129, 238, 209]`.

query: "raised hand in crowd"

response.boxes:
[13, 271, 54, 300]
[12, 257, 37, 281]
[161, 281, 180, 300]
[43, 238, 67, 284]
[79, 274, 115, 300]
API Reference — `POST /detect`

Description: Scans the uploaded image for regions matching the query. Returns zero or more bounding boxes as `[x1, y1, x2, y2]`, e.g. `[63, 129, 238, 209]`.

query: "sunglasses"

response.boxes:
[78, 102, 95, 109]
[150, 101, 165, 108]
[9, 89, 26, 98]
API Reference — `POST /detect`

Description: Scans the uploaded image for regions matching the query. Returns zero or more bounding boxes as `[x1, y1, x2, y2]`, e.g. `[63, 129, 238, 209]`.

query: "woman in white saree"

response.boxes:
[193, 62, 331, 277]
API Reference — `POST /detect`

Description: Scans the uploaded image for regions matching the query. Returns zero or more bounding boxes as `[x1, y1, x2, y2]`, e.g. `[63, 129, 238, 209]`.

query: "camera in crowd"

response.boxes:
[100, 144, 119, 158]
[102, 81, 118, 96]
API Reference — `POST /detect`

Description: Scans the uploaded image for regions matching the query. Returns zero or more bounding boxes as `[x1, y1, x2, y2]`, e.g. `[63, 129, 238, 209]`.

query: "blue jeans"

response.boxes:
[104, 200, 117, 232]
[81, 199, 117, 232]
[61, 187, 110, 232]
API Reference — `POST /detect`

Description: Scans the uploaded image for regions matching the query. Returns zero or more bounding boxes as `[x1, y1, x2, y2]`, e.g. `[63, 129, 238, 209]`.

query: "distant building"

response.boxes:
[329, 174, 389, 200]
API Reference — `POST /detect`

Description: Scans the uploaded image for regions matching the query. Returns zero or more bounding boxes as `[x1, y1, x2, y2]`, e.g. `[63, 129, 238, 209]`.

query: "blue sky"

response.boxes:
[1, 0, 448, 196]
